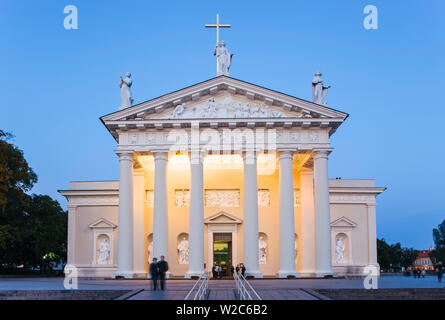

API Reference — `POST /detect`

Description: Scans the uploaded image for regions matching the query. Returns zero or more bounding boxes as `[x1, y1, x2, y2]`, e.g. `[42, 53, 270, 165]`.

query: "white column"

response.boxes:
[153, 152, 168, 261]
[300, 168, 316, 276]
[186, 151, 205, 278]
[243, 152, 262, 278]
[367, 204, 378, 267]
[66, 205, 76, 267]
[313, 149, 333, 277]
[133, 169, 147, 277]
[115, 151, 134, 278]
[277, 151, 299, 278]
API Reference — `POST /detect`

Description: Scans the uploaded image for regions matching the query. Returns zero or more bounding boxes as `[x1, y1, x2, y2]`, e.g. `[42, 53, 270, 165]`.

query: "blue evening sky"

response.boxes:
[0, 1, 443, 249]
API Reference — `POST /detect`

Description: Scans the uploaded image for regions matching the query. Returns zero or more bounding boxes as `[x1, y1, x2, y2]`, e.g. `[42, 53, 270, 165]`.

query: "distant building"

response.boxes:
[413, 247, 434, 270]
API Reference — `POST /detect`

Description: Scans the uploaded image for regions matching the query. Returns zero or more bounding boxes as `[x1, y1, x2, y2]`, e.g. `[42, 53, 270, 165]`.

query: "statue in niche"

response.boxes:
[258, 236, 267, 264]
[120, 72, 134, 109]
[97, 237, 110, 265]
[312, 71, 330, 105]
[335, 237, 346, 264]
[295, 237, 298, 264]
[147, 242, 153, 263]
[214, 41, 233, 76]
[177, 236, 189, 264]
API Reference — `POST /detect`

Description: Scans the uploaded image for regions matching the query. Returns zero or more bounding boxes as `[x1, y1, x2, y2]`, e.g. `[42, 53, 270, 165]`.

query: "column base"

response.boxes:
[277, 270, 301, 278]
[314, 270, 334, 278]
[112, 271, 135, 279]
[245, 270, 263, 278]
[185, 270, 205, 279]
[366, 263, 381, 276]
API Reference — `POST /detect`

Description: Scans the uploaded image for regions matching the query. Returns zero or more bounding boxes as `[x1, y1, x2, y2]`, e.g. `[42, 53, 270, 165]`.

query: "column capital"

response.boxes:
[312, 148, 333, 160]
[190, 150, 207, 165]
[278, 150, 294, 161]
[153, 151, 168, 161]
[242, 151, 258, 164]
[115, 150, 134, 162]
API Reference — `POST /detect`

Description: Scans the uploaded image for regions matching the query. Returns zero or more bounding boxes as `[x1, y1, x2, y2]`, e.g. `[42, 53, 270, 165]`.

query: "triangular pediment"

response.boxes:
[330, 216, 357, 228]
[204, 211, 243, 224]
[101, 76, 348, 123]
[88, 218, 117, 229]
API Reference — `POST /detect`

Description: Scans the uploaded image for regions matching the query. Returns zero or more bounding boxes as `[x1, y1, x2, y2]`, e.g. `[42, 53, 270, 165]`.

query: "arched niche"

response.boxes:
[258, 232, 268, 264]
[88, 218, 116, 265]
[147, 233, 153, 263]
[334, 232, 350, 265]
[177, 233, 189, 264]
[294, 233, 298, 264]
[96, 234, 111, 265]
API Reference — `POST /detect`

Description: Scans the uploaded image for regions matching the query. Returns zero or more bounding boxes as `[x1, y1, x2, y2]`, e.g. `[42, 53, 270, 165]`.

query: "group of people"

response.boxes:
[149, 255, 169, 291]
[412, 268, 427, 278]
[411, 261, 443, 282]
[212, 263, 246, 279]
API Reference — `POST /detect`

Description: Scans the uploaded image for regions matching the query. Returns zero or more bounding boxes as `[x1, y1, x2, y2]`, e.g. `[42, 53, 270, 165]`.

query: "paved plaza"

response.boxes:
[0, 276, 443, 300]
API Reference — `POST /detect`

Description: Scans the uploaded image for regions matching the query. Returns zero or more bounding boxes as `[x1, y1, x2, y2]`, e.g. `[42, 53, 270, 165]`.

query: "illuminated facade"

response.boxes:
[60, 76, 385, 278]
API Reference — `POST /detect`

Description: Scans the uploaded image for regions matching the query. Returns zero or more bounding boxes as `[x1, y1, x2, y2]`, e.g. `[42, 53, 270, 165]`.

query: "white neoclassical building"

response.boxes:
[60, 75, 385, 278]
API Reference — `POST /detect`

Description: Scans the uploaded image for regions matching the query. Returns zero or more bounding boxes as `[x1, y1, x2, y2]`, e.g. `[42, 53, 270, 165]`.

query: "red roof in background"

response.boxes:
[417, 251, 431, 259]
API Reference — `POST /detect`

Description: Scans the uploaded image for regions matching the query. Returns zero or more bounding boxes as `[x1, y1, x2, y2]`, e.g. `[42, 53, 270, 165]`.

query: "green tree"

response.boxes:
[0, 131, 37, 211]
[0, 131, 67, 272]
[377, 238, 391, 269]
[21, 195, 67, 270]
[430, 220, 445, 264]
[400, 248, 418, 268]
[377, 238, 418, 270]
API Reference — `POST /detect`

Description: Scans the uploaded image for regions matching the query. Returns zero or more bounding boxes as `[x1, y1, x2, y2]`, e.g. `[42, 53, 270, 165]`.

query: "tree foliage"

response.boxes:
[430, 220, 445, 264]
[377, 238, 418, 270]
[0, 131, 67, 272]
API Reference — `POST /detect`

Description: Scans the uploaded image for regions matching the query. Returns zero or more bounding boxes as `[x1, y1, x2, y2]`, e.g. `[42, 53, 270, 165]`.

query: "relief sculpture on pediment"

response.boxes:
[168, 97, 287, 119]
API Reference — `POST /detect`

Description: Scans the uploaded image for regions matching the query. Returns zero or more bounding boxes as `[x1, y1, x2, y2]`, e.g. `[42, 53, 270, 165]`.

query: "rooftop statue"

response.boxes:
[214, 41, 233, 76]
[312, 71, 330, 105]
[120, 72, 134, 109]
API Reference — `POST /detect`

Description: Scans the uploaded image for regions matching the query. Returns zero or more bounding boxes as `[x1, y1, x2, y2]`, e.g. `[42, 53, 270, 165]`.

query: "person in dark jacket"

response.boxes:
[241, 263, 246, 277]
[437, 262, 443, 283]
[212, 264, 217, 279]
[158, 255, 169, 290]
[150, 258, 159, 291]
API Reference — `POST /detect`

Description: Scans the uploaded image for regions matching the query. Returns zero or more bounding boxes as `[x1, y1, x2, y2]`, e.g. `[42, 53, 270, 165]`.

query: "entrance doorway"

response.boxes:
[213, 233, 232, 278]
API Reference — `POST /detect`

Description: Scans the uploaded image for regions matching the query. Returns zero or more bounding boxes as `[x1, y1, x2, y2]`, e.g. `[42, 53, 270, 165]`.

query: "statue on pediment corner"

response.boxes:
[120, 72, 134, 109]
[312, 71, 330, 105]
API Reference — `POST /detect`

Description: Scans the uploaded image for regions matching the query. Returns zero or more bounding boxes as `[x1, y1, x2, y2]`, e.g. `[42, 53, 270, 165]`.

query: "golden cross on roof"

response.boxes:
[205, 13, 231, 44]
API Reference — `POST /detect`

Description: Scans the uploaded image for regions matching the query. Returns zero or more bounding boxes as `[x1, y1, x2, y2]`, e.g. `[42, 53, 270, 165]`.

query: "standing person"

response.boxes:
[230, 265, 235, 277]
[150, 258, 159, 291]
[437, 262, 443, 283]
[241, 263, 246, 277]
[421, 268, 426, 278]
[235, 264, 240, 275]
[212, 264, 217, 279]
[216, 265, 221, 279]
[158, 255, 169, 291]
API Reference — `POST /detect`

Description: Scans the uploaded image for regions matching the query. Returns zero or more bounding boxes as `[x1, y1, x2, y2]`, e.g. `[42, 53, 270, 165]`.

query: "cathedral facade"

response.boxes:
[60, 76, 385, 278]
